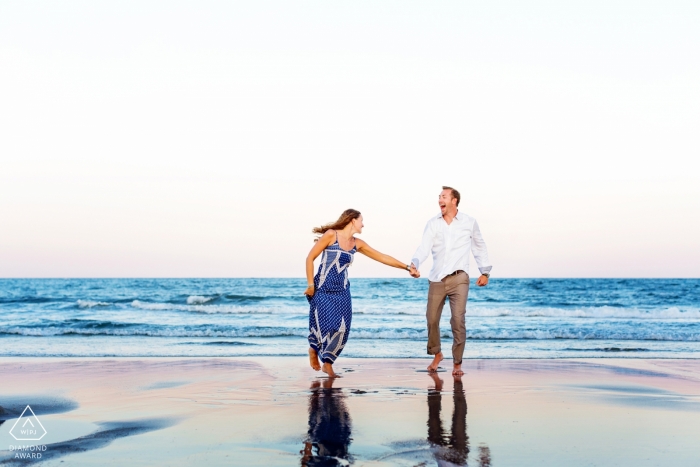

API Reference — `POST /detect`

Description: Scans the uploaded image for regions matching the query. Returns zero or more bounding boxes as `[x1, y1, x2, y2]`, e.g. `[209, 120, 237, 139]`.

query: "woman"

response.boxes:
[305, 209, 417, 377]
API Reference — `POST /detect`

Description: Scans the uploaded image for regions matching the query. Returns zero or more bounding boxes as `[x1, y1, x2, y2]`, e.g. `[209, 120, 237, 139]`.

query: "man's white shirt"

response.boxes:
[411, 211, 492, 282]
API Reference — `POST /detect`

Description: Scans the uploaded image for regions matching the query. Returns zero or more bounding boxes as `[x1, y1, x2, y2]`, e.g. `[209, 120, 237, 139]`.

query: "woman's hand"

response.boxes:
[305, 231, 334, 298]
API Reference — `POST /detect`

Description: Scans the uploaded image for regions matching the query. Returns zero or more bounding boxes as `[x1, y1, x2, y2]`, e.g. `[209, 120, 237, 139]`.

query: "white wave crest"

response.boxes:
[2, 325, 699, 342]
[129, 300, 299, 314]
[76, 300, 110, 308]
[0, 326, 309, 338]
[353, 305, 700, 320]
[125, 300, 700, 320]
[186, 296, 216, 305]
[464, 306, 700, 320]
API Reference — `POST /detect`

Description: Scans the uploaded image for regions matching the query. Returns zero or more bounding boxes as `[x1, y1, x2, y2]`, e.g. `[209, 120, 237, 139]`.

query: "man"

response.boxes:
[410, 186, 492, 376]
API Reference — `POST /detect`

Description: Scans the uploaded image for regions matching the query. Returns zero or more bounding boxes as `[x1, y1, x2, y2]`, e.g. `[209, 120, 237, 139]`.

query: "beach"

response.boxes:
[2, 279, 699, 465]
[2, 357, 699, 466]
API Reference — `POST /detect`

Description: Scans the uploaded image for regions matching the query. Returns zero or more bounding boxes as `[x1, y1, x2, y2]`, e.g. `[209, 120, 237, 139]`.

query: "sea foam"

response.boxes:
[2, 325, 699, 342]
[76, 300, 111, 308]
[186, 296, 216, 305]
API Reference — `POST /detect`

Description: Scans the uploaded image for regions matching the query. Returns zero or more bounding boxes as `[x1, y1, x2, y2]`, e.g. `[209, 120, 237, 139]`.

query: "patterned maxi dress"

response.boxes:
[307, 234, 356, 364]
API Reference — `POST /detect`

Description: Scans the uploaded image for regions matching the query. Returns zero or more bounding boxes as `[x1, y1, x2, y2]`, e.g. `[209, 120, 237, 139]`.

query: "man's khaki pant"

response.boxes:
[426, 271, 469, 364]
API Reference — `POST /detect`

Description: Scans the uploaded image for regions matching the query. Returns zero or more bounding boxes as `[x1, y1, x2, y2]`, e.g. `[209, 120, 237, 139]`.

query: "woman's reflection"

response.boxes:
[300, 378, 353, 466]
[427, 373, 470, 466]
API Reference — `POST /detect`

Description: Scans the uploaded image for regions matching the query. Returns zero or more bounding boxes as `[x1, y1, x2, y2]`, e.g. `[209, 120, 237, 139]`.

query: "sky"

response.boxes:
[1, 1, 699, 278]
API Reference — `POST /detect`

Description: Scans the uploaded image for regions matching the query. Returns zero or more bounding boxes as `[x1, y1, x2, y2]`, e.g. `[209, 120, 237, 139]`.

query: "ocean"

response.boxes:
[1, 278, 699, 359]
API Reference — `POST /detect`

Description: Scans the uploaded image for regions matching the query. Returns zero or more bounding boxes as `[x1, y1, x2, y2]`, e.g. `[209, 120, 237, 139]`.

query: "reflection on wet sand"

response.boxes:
[427, 373, 469, 466]
[301, 378, 352, 467]
[299, 374, 492, 466]
[478, 445, 492, 467]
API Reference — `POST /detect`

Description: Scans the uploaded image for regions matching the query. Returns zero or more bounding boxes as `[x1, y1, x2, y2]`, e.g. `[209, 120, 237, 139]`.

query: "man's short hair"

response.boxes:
[442, 186, 461, 206]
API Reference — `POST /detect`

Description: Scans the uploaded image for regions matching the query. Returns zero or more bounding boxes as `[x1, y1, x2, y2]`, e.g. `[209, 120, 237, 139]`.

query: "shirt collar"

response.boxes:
[437, 210, 462, 220]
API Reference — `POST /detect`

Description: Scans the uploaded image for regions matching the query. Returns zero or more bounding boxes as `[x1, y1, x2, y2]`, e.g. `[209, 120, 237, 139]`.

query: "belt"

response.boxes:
[445, 270, 465, 277]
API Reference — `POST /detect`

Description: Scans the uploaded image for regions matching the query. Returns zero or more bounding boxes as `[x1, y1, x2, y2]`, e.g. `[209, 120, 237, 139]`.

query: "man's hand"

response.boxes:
[476, 275, 489, 287]
[409, 263, 420, 278]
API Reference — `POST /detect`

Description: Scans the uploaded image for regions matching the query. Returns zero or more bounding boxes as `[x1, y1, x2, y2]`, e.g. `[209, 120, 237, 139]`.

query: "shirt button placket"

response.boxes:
[444, 222, 452, 278]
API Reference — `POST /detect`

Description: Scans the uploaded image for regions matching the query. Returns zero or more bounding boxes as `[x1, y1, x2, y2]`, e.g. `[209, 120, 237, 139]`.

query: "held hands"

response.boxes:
[304, 284, 315, 296]
[476, 274, 489, 287]
[409, 264, 420, 278]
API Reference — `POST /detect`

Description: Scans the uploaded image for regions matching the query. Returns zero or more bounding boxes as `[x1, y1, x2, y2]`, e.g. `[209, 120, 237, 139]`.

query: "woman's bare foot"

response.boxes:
[308, 348, 321, 371]
[427, 352, 443, 372]
[452, 362, 464, 376]
[322, 362, 338, 378]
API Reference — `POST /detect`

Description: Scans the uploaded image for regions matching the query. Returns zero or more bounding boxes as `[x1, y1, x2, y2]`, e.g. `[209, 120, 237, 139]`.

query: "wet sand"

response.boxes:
[1, 357, 700, 466]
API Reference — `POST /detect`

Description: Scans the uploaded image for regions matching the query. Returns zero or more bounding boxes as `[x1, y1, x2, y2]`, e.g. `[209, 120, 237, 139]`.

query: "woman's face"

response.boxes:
[352, 215, 364, 234]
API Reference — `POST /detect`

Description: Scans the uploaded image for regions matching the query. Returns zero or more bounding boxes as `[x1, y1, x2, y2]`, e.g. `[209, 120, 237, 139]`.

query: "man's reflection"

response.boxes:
[300, 378, 352, 467]
[427, 373, 469, 466]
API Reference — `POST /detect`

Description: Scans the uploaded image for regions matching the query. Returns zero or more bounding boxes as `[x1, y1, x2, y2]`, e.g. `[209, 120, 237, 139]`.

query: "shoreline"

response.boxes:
[3, 355, 700, 359]
[3, 335, 699, 360]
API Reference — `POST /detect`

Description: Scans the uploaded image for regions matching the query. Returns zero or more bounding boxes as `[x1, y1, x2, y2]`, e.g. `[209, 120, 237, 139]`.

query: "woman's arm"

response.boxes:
[355, 238, 411, 271]
[304, 230, 335, 295]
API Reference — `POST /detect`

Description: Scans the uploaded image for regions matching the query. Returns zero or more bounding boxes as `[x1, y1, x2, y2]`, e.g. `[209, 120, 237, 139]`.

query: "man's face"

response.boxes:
[438, 189, 456, 215]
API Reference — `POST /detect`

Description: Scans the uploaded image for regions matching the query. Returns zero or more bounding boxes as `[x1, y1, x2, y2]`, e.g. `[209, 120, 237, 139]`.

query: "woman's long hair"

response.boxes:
[312, 209, 361, 237]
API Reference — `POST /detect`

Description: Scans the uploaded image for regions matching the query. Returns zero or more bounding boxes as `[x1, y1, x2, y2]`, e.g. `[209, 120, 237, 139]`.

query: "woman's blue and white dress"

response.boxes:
[307, 236, 356, 364]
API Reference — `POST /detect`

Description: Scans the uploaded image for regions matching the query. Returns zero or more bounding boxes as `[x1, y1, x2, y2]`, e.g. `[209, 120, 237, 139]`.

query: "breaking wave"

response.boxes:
[186, 296, 216, 305]
[1, 324, 699, 341]
[129, 300, 297, 314]
[127, 300, 700, 320]
[462, 306, 700, 320]
[77, 300, 111, 308]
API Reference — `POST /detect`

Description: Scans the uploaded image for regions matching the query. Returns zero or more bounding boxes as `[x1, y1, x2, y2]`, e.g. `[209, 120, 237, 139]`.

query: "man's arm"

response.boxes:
[472, 220, 492, 286]
[411, 219, 435, 273]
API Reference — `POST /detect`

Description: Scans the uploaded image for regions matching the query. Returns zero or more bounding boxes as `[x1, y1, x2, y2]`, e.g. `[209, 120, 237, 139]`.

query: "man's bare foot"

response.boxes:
[427, 352, 443, 372]
[428, 372, 443, 391]
[452, 362, 464, 376]
[322, 362, 338, 378]
[308, 348, 321, 371]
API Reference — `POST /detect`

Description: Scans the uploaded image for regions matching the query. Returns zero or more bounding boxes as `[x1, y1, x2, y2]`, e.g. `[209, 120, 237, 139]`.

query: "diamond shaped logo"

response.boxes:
[9, 406, 47, 441]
